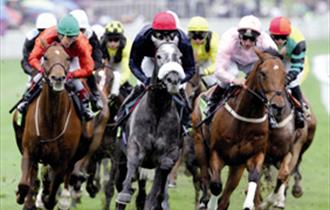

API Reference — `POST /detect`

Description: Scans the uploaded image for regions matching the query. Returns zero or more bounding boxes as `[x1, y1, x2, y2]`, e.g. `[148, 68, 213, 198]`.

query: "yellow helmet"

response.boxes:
[188, 16, 209, 32]
[105, 20, 124, 34]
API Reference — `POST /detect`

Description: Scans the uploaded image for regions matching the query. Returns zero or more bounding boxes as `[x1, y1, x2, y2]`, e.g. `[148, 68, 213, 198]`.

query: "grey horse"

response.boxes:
[116, 43, 185, 210]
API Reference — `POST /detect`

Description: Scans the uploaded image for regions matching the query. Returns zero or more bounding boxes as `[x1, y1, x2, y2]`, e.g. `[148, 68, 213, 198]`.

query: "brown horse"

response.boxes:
[192, 49, 287, 210]
[13, 42, 84, 210]
[258, 95, 316, 209]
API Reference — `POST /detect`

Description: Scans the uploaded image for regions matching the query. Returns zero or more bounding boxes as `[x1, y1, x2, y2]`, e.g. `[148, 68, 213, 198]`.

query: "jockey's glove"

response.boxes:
[285, 71, 299, 85]
[66, 72, 74, 80]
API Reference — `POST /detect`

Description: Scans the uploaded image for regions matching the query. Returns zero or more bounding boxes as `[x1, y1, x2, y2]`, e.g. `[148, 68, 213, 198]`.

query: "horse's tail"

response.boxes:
[12, 110, 23, 154]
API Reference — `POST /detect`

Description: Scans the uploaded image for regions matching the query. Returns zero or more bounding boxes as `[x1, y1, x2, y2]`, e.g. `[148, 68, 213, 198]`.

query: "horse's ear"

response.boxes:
[40, 38, 49, 49]
[254, 47, 266, 61]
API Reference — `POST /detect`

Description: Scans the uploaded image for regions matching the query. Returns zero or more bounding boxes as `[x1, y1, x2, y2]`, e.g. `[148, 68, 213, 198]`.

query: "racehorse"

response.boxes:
[258, 93, 317, 209]
[116, 43, 185, 210]
[192, 48, 287, 210]
[13, 42, 84, 210]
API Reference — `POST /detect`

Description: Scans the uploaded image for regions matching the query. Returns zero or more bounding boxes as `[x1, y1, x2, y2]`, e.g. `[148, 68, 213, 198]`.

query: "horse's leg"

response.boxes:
[17, 150, 32, 204]
[43, 167, 65, 210]
[104, 160, 117, 210]
[116, 140, 141, 207]
[168, 148, 183, 188]
[36, 165, 50, 209]
[136, 178, 147, 210]
[23, 162, 39, 210]
[209, 150, 225, 196]
[195, 132, 211, 209]
[216, 165, 245, 210]
[243, 152, 265, 210]
[102, 158, 111, 190]
[144, 168, 171, 210]
[57, 172, 72, 210]
[186, 158, 201, 209]
[259, 152, 292, 210]
[86, 157, 100, 198]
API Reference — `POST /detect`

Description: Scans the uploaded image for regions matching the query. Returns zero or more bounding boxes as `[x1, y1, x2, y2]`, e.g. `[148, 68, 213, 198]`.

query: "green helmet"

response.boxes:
[57, 14, 80, 36]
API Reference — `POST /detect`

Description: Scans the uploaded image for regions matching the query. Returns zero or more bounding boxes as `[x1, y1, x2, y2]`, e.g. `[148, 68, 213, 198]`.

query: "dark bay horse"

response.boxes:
[116, 43, 185, 210]
[258, 95, 317, 209]
[192, 49, 287, 210]
[13, 42, 84, 210]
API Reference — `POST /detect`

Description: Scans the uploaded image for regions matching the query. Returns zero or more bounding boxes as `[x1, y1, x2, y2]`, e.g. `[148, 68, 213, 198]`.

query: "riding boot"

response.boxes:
[17, 82, 43, 113]
[290, 86, 305, 128]
[115, 85, 145, 125]
[77, 88, 94, 121]
[87, 75, 103, 112]
[205, 85, 225, 116]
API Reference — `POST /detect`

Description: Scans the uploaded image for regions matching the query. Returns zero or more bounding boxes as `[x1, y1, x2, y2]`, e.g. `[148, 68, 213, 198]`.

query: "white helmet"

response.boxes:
[36, 13, 57, 29]
[70, 9, 90, 29]
[238, 15, 261, 35]
[91, 24, 105, 41]
[166, 10, 180, 28]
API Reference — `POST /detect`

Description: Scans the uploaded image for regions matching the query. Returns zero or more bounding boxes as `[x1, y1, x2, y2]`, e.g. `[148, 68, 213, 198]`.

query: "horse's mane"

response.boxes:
[262, 48, 283, 60]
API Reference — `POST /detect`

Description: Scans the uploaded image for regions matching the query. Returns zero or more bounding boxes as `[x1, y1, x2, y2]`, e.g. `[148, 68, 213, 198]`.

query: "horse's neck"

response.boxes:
[39, 85, 71, 130]
[147, 88, 172, 114]
[235, 87, 266, 118]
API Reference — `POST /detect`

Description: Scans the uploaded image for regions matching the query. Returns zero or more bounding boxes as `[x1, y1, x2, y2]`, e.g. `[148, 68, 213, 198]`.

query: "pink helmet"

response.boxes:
[152, 12, 177, 31]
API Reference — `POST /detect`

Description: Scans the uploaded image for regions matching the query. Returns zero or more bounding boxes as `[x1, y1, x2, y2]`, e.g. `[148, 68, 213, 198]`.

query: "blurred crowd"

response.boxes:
[1, 0, 329, 36]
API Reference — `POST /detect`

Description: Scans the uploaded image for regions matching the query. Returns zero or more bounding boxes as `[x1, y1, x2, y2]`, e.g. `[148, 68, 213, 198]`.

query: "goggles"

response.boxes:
[271, 34, 288, 41]
[153, 30, 178, 40]
[189, 31, 207, 40]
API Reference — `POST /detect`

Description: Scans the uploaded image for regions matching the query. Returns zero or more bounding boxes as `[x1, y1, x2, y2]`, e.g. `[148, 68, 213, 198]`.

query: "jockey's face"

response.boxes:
[239, 34, 257, 50]
[106, 36, 120, 49]
[189, 31, 207, 45]
[58, 33, 78, 48]
[151, 30, 179, 48]
[271, 34, 288, 48]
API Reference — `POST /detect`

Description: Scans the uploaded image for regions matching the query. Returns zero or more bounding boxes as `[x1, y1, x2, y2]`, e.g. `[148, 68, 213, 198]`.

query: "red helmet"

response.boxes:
[152, 12, 177, 31]
[269, 16, 292, 35]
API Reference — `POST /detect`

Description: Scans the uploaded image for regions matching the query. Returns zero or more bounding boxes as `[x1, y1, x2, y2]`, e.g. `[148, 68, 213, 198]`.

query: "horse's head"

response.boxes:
[42, 41, 70, 91]
[95, 66, 114, 97]
[154, 43, 185, 95]
[249, 48, 287, 114]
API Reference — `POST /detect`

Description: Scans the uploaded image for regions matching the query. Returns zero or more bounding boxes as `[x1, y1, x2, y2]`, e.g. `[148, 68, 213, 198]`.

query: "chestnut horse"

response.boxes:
[13, 42, 84, 210]
[192, 49, 287, 210]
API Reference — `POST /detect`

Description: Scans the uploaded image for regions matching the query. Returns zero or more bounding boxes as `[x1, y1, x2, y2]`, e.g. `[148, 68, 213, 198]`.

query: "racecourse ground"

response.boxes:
[0, 39, 329, 210]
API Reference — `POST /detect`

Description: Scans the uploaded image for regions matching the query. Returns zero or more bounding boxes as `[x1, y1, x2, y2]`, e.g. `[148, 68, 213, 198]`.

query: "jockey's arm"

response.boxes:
[289, 40, 306, 74]
[180, 41, 196, 83]
[129, 38, 148, 84]
[203, 32, 219, 76]
[28, 37, 45, 72]
[21, 37, 38, 75]
[72, 46, 95, 78]
[89, 32, 103, 70]
[214, 44, 236, 84]
[120, 42, 132, 85]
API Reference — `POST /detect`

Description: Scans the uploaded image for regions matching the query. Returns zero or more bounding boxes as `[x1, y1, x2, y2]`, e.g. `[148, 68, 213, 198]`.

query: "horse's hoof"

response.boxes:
[292, 185, 303, 198]
[42, 195, 56, 210]
[198, 202, 207, 210]
[210, 181, 222, 196]
[16, 184, 29, 204]
[86, 183, 99, 198]
[116, 192, 132, 204]
[23, 205, 37, 210]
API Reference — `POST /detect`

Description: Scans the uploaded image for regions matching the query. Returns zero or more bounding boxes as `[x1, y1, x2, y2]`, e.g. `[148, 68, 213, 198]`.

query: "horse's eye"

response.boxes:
[259, 71, 266, 80]
[66, 57, 71, 61]
[156, 55, 161, 60]
[44, 56, 48, 61]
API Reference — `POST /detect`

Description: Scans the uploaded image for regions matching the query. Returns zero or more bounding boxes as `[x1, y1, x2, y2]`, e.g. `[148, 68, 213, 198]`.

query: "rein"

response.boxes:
[35, 85, 72, 144]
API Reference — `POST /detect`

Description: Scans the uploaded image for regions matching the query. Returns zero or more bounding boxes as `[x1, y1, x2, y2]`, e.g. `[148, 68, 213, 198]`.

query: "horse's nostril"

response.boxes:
[51, 75, 56, 81]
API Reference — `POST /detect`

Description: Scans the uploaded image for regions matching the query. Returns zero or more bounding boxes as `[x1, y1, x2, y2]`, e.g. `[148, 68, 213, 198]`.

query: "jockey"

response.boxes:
[116, 11, 195, 133]
[100, 20, 133, 101]
[187, 16, 219, 88]
[205, 15, 278, 125]
[28, 14, 95, 120]
[21, 13, 57, 78]
[70, 9, 104, 112]
[17, 13, 57, 113]
[269, 16, 306, 128]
